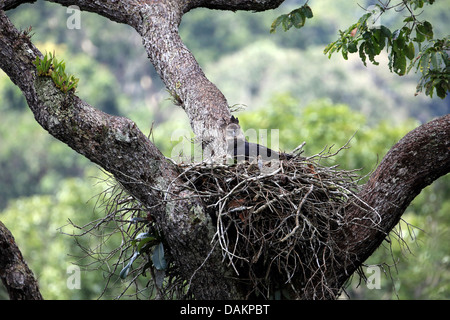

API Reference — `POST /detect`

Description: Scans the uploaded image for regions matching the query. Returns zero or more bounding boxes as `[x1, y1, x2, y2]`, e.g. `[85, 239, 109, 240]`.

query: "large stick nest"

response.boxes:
[177, 146, 374, 299]
[66, 144, 380, 299]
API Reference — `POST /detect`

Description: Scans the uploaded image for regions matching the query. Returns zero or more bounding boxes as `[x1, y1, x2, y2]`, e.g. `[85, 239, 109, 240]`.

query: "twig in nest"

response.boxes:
[280, 184, 314, 242]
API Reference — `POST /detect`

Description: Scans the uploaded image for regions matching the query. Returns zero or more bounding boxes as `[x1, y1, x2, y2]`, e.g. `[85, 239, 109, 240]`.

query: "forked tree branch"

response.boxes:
[326, 114, 450, 298]
[1, 0, 448, 300]
[1, 0, 287, 158]
[136, 1, 233, 158]
[0, 9, 239, 299]
[0, 10, 169, 204]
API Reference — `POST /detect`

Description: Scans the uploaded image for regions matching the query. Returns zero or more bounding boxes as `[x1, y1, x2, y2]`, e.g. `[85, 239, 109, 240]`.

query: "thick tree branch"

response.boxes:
[328, 114, 450, 298]
[2, 0, 262, 158]
[137, 1, 233, 159]
[0, 0, 35, 11]
[0, 221, 43, 300]
[37, 0, 236, 159]
[0, 9, 241, 299]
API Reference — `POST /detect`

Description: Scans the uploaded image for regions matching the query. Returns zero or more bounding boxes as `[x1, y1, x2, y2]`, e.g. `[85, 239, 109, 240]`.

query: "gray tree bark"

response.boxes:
[0, 221, 43, 300]
[0, 0, 448, 299]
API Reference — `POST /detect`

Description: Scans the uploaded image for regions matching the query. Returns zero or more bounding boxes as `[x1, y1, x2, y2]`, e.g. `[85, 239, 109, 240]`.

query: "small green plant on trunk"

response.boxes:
[33, 51, 79, 94]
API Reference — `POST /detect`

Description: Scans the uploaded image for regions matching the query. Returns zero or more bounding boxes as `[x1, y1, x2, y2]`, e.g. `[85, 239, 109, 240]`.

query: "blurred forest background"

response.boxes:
[0, 0, 448, 299]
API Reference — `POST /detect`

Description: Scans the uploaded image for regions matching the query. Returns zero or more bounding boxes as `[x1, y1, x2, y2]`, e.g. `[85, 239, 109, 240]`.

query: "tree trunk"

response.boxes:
[0, 0, 448, 300]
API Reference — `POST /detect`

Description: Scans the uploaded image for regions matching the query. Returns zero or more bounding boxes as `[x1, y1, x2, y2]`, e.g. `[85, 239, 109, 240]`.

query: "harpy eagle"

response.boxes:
[226, 121, 287, 163]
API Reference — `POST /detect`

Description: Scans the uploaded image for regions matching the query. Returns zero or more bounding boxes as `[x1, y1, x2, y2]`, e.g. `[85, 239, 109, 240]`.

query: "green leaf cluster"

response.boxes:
[270, 4, 313, 34]
[410, 0, 435, 9]
[412, 37, 449, 98]
[323, 1, 448, 99]
[324, 13, 392, 64]
[33, 51, 79, 93]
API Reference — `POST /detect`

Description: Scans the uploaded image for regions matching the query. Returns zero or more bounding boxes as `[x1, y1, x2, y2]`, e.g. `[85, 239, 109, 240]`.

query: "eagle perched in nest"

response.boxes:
[226, 116, 291, 163]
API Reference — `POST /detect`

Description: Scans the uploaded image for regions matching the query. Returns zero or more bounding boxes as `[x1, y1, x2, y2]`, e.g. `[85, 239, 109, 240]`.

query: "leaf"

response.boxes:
[270, 15, 284, 33]
[291, 9, 305, 29]
[380, 25, 392, 39]
[324, 42, 337, 57]
[119, 251, 139, 279]
[393, 52, 407, 75]
[405, 42, 416, 60]
[414, 28, 426, 43]
[119, 264, 131, 280]
[412, 0, 424, 9]
[417, 21, 433, 40]
[425, 78, 434, 97]
[403, 16, 414, 23]
[394, 34, 406, 51]
[131, 231, 155, 248]
[348, 42, 357, 53]
[364, 41, 375, 58]
[154, 269, 165, 288]
[420, 51, 430, 72]
[359, 42, 367, 66]
[135, 232, 152, 240]
[302, 5, 313, 19]
[341, 44, 348, 60]
[152, 242, 167, 271]
[435, 81, 447, 99]
[422, 21, 433, 40]
[281, 15, 293, 31]
[270, 5, 313, 33]
[430, 52, 439, 70]
[137, 235, 157, 253]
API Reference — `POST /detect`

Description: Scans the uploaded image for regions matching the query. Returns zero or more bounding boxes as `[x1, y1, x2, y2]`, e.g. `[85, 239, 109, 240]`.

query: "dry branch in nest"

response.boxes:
[177, 145, 379, 299]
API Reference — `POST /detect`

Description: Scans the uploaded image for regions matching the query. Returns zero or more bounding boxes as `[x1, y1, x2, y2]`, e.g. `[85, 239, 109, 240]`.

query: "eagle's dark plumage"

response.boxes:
[226, 120, 290, 163]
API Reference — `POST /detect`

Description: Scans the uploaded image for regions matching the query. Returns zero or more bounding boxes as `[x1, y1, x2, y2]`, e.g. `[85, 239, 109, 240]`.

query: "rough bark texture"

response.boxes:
[0, 221, 43, 300]
[335, 114, 450, 289]
[317, 114, 450, 299]
[0, 0, 448, 300]
[137, 0, 233, 159]
[0, 7, 240, 299]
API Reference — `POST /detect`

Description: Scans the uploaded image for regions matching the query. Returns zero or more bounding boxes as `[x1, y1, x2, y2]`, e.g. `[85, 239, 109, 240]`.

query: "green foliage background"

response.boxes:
[0, 0, 448, 299]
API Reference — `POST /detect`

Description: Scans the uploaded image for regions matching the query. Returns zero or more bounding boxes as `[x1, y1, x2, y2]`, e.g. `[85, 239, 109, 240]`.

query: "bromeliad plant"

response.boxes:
[33, 51, 79, 93]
